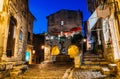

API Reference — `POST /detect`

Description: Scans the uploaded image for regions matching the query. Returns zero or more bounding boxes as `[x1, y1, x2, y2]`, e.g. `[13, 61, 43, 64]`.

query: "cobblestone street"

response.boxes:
[8, 62, 72, 79]
[4, 61, 118, 79]
[69, 68, 107, 79]
[3, 51, 118, 79]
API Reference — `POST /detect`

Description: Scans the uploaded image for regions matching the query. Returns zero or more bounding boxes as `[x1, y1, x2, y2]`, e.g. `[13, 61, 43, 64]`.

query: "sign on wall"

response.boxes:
[96, 7, 110, 19]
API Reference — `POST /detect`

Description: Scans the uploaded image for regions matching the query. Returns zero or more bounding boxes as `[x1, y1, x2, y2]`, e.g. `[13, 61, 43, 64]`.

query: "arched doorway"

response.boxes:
[6, 16, 17, 57]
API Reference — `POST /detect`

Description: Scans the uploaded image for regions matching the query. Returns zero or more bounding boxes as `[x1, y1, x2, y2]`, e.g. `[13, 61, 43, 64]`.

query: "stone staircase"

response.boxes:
[10, 63, 72, 79]
[55, 54, 74, 65]
[81, 52, 108, 70]
[10, 64, 28, 77]
[101, 64, 117, 76]
[80, 52, 117, 78]
[2, 61, 28, 79]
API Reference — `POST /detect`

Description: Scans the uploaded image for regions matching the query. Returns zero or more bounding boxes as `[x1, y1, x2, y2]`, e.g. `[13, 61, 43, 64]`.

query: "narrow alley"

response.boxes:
[4, 52, 117, 79]
[1, 0, 120, 79]
[5, 61, 73, 79]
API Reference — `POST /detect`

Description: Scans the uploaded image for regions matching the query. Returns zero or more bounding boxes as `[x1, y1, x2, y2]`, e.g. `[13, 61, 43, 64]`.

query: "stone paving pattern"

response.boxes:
[70, 68, 107, 79]
[4, 63, 118, 79]
[12, 62, 72, 79]
[68, 52, 118, 79]
[4, 52, 119, 79]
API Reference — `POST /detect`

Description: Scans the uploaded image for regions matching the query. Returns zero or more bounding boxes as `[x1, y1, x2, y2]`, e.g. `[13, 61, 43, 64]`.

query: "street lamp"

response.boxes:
[83, 38, 87, 42]
[82, 38, 87, 53]
[33, 50, 35, 54]
[41, 45, 45, 49]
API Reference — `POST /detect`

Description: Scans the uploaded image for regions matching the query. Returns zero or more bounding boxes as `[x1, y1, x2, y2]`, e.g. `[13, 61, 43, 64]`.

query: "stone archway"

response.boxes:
[6, 16, 17, 57]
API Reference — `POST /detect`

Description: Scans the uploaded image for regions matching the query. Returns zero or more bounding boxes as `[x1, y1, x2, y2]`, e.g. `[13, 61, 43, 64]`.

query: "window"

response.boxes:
[28, 32, 31, 41]
[19, 30, 22, 40]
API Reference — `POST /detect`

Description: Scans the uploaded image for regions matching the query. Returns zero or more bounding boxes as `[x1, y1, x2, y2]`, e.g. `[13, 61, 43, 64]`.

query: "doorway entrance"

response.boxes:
[25, 52, 30, 62]
[6, 16, 17, 57]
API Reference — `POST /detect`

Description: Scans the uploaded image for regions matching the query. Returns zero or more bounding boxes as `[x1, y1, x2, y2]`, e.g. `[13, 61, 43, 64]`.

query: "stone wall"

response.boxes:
[8, 0, 29, 60]
[47, 9, 82, 34]
[0, 0, 33, 78]
[0, 0, 32, 62]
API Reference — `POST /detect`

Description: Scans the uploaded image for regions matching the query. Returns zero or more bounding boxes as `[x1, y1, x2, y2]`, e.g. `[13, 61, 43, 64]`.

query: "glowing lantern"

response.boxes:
[68, 45, 79, 58]
[51, 46, 60, 55]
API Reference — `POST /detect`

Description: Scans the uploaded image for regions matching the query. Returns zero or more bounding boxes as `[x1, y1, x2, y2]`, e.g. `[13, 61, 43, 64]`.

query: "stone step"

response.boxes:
[80, 65, 101, 70]
[83, 55, 99, 58]
[108, 64, 117, 75]
[13, 65, 28, 71]
[0, 71, 10, 79]
[101, 67, 111, 75]
[84, 53, 95, 54]
[8, 61, 25, 66]
[71, 68, 108, 79]
[56, 55, 72, 61]
[17, 76, 62, 79]
[83, 58, 106, 61]
[83, 61, 109, 65]
[108, 64, 117, 69]
[10, 70, 22, 77]
[83, 57, 102, 60]
[83, 54, 98, 56]
[54, 61, 73, 65]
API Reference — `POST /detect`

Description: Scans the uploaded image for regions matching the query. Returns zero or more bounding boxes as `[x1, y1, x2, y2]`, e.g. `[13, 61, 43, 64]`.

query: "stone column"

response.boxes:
[74, 53, 81, 68]
[1, 0, 10, 61]
[0, 14, 4, 59]
[1, 12, 10, 61]
[14, 25, 20, 58]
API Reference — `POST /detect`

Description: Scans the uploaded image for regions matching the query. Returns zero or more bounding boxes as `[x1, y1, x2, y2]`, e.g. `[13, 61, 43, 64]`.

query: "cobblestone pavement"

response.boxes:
[69, 68, 108, 79]
[4, 51, 119, 79]
[69, 68, 119, 79]
[68, 51, 118, 79]
[14, 62, 72, 79]
[4, 63, 118, 79]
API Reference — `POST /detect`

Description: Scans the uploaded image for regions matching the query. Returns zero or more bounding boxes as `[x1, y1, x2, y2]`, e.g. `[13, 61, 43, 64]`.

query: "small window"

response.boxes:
[19, 30, 22, 40]
[28, 32, 31, 41]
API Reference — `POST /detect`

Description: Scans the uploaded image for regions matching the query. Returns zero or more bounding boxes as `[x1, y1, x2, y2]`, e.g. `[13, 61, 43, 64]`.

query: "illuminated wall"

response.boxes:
[0, 0, 33, 62]
[47, 9, 82, 34]
[26, 12, 34, 64]
[44, 45, 51, 61]
[102, 0, 120, 61]
[87, 0, 120, 76]
[87, 0, 120, 62]
[0, 0, 4, 12]
[0, 0, 9, 61]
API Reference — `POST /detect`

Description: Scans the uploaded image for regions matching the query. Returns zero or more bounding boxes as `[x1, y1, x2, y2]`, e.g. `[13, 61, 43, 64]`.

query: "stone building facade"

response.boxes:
[47, 9, 82, 34]
[26, 12, 35, 64]
[87, 0, 120, 76]
[46, 9, 83, 63]
[87, 0, 104, 13]
[0, 0, 34, 76]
